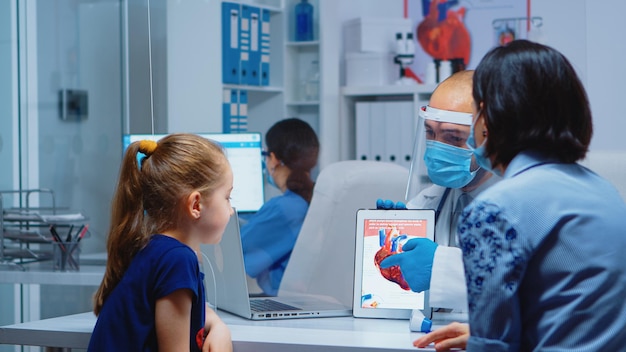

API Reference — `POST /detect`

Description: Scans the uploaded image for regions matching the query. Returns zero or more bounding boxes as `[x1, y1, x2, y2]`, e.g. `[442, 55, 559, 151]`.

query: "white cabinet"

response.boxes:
[216, 0, 286, 138]
[163, 0, 354, 169]
[339, 84, 437, 162]
[208, 0, 341, 169]
[283, 0, 321, 141]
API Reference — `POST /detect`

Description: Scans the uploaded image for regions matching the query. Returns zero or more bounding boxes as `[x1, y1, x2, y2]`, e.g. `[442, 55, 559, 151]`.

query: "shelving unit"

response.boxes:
[341, 84, 437, 97]
[284, 40, 320, 105]
[222, 84, 284, 94]
[283, 0, 321, 142]
[165, 0, 340, 168]
[339, 84, 437, 161]
[213, 0, 328, 168]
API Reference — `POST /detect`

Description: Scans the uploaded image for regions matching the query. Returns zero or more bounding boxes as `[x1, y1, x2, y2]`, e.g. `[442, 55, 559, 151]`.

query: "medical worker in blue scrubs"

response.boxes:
[241, 118, 320, 296]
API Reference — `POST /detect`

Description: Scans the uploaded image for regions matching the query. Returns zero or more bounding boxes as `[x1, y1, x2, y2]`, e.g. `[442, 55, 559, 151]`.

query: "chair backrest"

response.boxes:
[582, 150, 626, 202]
[279, 160, 409, 307]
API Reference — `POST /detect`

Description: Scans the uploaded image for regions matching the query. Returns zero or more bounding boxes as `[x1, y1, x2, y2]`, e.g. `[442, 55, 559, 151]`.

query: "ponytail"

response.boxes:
[93, 141, 149, 315]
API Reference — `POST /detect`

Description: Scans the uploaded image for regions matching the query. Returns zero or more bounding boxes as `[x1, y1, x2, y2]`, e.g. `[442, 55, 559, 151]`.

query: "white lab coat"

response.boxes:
[406, 175, 500, 312]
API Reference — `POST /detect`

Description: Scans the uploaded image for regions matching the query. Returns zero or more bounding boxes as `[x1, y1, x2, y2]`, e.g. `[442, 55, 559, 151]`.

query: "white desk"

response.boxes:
[0, 311, 440, 351]
[0, 264, 104, 286]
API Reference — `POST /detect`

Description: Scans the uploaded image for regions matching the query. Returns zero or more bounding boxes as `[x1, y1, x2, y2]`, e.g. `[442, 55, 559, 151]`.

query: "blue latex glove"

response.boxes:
[376, 198, 407, 210]
[379, 238, 438, 293]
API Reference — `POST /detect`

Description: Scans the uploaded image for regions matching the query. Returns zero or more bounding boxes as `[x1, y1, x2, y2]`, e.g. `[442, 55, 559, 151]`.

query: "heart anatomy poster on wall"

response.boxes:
[405, 0, 541, 81]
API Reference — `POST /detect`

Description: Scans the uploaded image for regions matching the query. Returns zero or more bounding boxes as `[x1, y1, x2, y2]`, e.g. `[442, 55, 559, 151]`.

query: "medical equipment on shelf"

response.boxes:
[393, 32, 419, 85]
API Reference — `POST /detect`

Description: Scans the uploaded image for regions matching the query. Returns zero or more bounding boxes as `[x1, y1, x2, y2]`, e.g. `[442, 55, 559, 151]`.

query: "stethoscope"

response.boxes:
[433, 187, 451, 244]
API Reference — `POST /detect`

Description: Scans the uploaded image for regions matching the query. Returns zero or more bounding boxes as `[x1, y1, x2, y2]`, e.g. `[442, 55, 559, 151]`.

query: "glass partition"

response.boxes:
[2, 1, 125, 345]
[2, 1, 211, 347]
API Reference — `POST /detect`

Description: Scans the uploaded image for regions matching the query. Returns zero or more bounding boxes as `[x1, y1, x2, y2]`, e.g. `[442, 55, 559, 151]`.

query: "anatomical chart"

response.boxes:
[408, 0, 528, 77]
[360, 219, 429, 310]
[417, 0, 471, 69]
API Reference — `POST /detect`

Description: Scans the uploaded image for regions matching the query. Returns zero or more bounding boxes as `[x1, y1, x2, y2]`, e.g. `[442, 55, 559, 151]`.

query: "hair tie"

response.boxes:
[139, 140, 158, 156]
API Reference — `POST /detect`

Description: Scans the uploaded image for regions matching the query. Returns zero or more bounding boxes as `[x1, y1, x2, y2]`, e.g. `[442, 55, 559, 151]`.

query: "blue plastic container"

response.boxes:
[295, 0, 313, 41]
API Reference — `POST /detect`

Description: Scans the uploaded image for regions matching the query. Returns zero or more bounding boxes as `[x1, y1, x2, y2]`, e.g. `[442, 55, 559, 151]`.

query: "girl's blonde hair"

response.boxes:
[93, 133, 228, 315]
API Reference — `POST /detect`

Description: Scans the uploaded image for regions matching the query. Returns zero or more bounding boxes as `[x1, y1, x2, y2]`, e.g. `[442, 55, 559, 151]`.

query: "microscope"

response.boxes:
[393, 32, 420, 85]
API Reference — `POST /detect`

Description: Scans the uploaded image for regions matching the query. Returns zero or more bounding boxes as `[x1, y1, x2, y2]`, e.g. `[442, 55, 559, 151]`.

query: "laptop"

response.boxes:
[352, 208, 435, 320]
[200, 213, 352, 320]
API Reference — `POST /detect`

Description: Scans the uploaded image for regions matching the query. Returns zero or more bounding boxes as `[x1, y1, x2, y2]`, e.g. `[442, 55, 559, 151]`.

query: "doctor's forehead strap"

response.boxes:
[419, 105, 473, 126]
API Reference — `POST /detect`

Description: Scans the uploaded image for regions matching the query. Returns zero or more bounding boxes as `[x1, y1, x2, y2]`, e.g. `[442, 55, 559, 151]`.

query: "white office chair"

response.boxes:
[581, 150, 626, 202]
[279, 160, 409, 307]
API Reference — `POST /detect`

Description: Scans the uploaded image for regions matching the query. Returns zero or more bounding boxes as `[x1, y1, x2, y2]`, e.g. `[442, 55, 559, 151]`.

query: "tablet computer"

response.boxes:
[353, 208, 435, 319]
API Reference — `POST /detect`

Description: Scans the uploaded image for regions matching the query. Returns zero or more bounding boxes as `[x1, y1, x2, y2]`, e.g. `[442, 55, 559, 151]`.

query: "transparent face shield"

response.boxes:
[405, 105, 475, 203]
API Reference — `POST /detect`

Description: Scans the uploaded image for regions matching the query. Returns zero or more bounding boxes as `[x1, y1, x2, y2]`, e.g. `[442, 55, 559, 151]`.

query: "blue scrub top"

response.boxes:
[241, 190, 309, 295]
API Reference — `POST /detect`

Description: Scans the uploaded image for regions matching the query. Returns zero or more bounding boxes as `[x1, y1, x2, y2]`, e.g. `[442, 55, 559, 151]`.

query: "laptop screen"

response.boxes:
[122, 133, 265, 213]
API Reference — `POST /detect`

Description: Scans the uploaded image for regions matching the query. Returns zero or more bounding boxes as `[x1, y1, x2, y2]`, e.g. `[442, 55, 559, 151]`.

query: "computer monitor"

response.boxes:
[122, 133, 265, 213]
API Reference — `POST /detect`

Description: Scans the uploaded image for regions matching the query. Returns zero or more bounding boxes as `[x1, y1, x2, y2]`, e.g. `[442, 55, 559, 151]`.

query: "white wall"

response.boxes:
[128, 0, 168, 133]
[333, 0, 626, 154]
[166, 0, 220, 133]
[531, 0, 626, 197]
[582, 1, 626, 152]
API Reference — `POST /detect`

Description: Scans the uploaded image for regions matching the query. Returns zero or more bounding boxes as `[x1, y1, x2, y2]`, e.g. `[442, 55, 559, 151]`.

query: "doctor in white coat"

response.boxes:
[380, 70, 499, 313]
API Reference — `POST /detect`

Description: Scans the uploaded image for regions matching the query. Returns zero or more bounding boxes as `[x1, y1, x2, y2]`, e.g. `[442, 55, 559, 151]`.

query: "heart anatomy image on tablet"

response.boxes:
[362, 218, 428, 310]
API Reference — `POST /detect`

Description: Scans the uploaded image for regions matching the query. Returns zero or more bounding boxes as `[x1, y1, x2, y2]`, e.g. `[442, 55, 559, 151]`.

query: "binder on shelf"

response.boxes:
[223, 89, 239, 133]
[368, 102, 386, 162]
[260, 8, 271, 86]
[383, 102, 400, 165]
[398, 102, 417, 169]
[355, 101, 416, 168]
[248, 7, 261, 86]
[385, 101, 414, 168]
[238, 90, 249, 132]
[239, 5, 252, 85]
[355, 102, 371, 161]
[222, 2, 240, 84]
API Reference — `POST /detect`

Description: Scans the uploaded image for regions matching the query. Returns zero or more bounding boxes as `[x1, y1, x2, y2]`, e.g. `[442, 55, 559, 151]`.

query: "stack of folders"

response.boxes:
[222, 1, 271, 133]
[222, 2, 271, 87]
[355, 101, 418, 169]
[223, 89, 248, 133]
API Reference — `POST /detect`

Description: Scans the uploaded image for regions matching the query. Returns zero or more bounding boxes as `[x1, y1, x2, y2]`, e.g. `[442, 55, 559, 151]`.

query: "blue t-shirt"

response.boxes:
[88, 235, 205, 352]
[241, 190, 309, 295]
[458, 151, 626, 351]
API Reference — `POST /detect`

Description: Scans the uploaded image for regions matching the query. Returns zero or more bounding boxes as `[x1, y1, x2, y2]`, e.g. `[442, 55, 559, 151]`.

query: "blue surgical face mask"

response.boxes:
[423, 140, 477, 188]
[262, 159, 278, 188]
[267, 173, 277, 188]
[467, 121, 502, 176]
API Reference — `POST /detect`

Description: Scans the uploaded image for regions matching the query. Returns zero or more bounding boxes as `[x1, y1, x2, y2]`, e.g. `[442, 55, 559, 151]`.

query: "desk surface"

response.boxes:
[0, 311, 439, 351]
[0, 252, 106, 286]
[0, 264, 104, 286]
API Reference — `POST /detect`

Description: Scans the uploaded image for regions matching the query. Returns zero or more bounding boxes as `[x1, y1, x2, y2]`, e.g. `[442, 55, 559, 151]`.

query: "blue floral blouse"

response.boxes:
[457, 151, 626, 351]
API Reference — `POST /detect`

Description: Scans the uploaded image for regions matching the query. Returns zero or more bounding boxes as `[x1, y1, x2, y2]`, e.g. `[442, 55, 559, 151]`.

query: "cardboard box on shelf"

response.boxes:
[344, 17, 413, 53]
[346, 52, 397, 86]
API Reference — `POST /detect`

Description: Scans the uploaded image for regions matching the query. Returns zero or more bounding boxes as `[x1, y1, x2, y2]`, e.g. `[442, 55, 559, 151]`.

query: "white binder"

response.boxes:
[355, 102, 371, 161]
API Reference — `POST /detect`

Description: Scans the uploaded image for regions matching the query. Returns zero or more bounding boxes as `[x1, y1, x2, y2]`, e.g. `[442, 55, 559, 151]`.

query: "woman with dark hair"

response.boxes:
[241, 118, 320, 296]
[414, 40, 626, 351]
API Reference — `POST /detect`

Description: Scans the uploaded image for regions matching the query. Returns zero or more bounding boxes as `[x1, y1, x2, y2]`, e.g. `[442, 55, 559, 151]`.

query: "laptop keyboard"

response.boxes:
[250, 299, 302, 312]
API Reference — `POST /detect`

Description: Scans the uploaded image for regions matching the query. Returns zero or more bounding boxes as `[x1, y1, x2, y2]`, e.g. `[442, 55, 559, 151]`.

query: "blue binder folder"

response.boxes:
[238, 90, 248, 132]
[247, 7, 261, 86]
[260, 8, 271, 86]
[223, 89, 239, 133]
[239, 5, 252, 85]
[222, 2, 240, 84]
